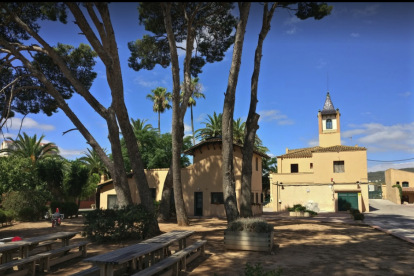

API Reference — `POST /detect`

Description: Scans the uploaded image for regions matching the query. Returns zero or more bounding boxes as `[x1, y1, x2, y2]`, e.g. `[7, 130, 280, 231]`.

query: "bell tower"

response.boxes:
[318, 92, 341, 147]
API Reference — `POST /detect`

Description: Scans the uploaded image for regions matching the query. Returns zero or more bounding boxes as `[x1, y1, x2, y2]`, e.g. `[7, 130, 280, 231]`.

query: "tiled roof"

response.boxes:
[183, 138, 270, 159]
[402, 187, 414, 193]
[278, 145, 366, 159]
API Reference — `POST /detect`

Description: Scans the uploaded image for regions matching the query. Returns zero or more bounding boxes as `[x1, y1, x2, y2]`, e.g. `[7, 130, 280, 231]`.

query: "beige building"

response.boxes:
[0, 140, 16, 157]
[384, 168, 414, 204]
[270, 92, 369, 213]
[97, 138, 267, 217]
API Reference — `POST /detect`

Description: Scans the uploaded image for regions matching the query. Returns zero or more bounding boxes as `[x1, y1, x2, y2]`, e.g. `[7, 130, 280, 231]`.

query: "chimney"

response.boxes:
[286, 148, 289, 154]
[355, 144, 358, 147]
[100, 175, 108, 183]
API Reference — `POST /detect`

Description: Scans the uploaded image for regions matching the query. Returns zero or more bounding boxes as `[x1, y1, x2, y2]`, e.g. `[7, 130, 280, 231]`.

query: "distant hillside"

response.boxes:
[368, 167, 414, 184]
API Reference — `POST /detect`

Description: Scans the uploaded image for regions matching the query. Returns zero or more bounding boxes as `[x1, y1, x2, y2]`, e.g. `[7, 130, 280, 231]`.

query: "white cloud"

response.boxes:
[196, 113, 207, 122]
[352, 4, 379, 17]
[315, 58, 328, 69]
[133, 76, 167, 88]
[368, 161, 414, 173]
[398, 92, 411, 97]
[350, 33, 360, 38]
[4, 117, 55, 131]
[184, 123, 193, 137]
[284, 17, 301, 26]
[58, 147, 86, 158]
[286, 26, 298, 35]
[342, 122, 414, 153]
[268, 153, 276, 158]
[307, 138, 319, 147]
[259, 110, 294, 126]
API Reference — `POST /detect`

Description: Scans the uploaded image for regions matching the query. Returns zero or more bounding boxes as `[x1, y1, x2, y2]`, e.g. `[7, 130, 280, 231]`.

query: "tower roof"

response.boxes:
[321, 92, 337, 115]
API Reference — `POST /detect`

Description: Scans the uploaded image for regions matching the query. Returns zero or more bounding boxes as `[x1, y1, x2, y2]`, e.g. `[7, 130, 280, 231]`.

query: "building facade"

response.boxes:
[97, 138, 267, 217]
[270, 92, 369, 212]
[384, 169, 414, 204]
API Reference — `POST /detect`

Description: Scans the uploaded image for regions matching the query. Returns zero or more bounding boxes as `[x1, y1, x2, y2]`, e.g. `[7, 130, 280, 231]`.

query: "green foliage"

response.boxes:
[349, 208, 360, 217]
[180, 77, 205, 107]
[130, 3, 237, 77]
[18, 207, 37, 221]
[353, 213, 365, 221]
[146, 87, 172, 114]
[245, 263, 283, 276]
[64, 160, 90, 203]
[131, 118, 154, 132]
[37, 157, 65, 200]
[227, 218, 273, 233]
[79, 148, 110, 178]
[1, 190, 49, 221]
[0, 156, 37, 193]
[119, 129, 191, 172]
[305, 210, 318, 216]
[50, 201, 79, 218]
[392, 184, 403, 200]
[0, 209, 15, 225]
[262, 157, 277, 194]
[82, 204, 154, 242]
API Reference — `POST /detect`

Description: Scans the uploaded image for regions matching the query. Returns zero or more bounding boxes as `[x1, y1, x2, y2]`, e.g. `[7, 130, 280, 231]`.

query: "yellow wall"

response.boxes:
[270, 149, 369, 212]
[98, 143, 264, 217]
[384, 169, 414, 203]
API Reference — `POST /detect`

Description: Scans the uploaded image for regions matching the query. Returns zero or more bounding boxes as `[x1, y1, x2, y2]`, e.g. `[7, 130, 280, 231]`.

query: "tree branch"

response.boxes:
[62, 128, 78, 135]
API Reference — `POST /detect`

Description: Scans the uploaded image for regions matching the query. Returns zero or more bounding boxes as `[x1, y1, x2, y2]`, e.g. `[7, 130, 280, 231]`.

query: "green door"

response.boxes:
[338, 193, 358, 211]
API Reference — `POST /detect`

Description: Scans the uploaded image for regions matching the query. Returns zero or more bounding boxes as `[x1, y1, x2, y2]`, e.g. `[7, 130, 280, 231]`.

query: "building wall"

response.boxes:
[277, 157, 314, 174]
[98, 144, 264, 217]
[384, 169, 414, 204]
[270, 150, 369, 212]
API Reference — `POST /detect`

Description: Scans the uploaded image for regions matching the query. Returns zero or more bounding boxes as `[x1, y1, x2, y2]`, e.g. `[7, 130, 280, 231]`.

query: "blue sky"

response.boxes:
[2, 3, 414, 172]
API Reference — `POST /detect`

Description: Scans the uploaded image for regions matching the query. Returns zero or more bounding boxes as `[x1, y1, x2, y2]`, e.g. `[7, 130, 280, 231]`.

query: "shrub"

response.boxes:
[349, 208, 360, 217]
[353, 213, 365, 221]
[0, 209, 6, 225]
[245, 263, 283, 276]
[5, 210, 16, 224]
[2, 191, 49, 221]
[62, 202, 79, 218]
[82, 204, 154, 242]
[18, 207, 37, 221]
[292, 204, 306, 212]
[50, 201, 62, 214]
[305, 210, 318, 216]
[287, 206, 295, 212]
[227, 218, 273, 233]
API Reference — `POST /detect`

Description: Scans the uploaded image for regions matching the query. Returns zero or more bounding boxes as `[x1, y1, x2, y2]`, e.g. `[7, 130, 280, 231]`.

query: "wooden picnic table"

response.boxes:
[83, 230, 194, 276]
[0, 231, 78, 264]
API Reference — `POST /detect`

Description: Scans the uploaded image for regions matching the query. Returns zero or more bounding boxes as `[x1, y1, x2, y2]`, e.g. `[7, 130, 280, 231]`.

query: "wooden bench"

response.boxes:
[132, 240, 207, 276]
[0, 254, 44, 276]
[69, 266, 100, 276]
[28, 241, 57, 256]
[38, 241, 89, 272]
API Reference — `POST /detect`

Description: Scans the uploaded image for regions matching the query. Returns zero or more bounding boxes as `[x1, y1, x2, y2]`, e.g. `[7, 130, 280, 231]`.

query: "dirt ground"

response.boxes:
[1, 216, 414, 276]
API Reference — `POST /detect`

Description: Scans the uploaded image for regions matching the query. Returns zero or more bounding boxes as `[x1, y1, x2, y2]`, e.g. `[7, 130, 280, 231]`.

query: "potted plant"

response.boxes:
[287, 206, 296, 217]
[353, 213, 365, 224]
[294, 205, 306, 217]
[304, 210, 318, 217]
[224, 218, 274, 252]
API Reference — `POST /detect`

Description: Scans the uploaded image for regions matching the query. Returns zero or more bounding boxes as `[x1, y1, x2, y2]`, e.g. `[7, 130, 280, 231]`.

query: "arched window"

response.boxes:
[402, 181, 409, 187]
[326, 119, 332, 129]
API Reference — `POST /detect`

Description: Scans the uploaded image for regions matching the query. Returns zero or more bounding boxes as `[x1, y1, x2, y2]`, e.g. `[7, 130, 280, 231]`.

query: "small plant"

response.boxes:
[353, 213, 365, 221]
[287, 206, 295, 212]
[305, 210, 318, 216]
[245, 263, 283, 276]
[227, 218, 273, 233]
[349, 208, 360, 217]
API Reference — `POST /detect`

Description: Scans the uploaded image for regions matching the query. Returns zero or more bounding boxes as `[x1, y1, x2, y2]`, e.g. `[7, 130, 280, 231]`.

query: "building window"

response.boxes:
[256, 193, 258, 204]
[107, 195, 118, 209]
[326, 119, 332, 129]
[310, 163, 313, 169]
[261, 193, 263, 203]
[211, 192, 224, 204]
[402, 182, 409, 187]
[256, 157, 258, 171]
[150, 188, 156, 200]
[333, 161, 345, 173]
[251, 193, 254, 203]
[291, 164, 299, 173]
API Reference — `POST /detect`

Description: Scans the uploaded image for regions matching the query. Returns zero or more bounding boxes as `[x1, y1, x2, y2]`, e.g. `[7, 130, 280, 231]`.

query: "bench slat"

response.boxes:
[131, 240, 207, 276]
[0, 254, 43, 270]
[69, 266, 100, 276]
[39, 241, 89, 257]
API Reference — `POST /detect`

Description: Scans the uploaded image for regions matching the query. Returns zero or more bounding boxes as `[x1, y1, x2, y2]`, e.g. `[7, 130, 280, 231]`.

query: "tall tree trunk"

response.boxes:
[158, 111, 161, 135]
[161, 2, 195, 226]
[158, 163, 173, 221]
[240, 3, 277, 218]
[191, 105, 195, 146]
[221, 2, 251, 223]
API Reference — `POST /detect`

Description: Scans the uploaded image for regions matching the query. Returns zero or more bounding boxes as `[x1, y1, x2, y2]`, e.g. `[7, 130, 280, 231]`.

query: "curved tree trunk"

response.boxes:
[221, 2, 251, 223]
[240, 3, 277, 217]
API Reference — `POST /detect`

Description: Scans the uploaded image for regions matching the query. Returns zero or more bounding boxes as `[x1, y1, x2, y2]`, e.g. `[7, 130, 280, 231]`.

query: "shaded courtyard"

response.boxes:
[1, 216, 414, 276]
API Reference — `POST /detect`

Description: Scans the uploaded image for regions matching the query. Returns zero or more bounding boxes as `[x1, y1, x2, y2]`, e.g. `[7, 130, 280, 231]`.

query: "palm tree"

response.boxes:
[195, 112, 222, 141]
[131, 118, 154, 132]
[232, 118, 246, 144]
[146, 87, 172, 135]
[0, 132, 59, 163]
[79, 148, 109, 179]
[180, 78, 205, 145]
